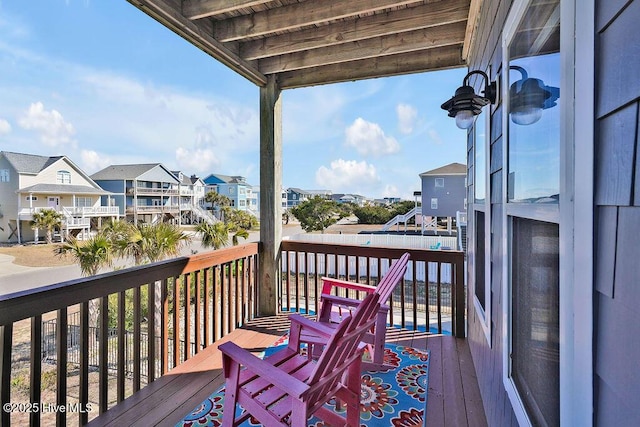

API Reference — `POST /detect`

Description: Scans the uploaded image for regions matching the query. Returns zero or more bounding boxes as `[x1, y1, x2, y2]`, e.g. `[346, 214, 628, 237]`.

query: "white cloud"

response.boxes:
[0, 119, 11, 135]
[382, 184, 400, 198]
[80, 149, 111, 174]
[18, 102, 76, 147]
[428, 129, 443, 145]
[175, 147, 221, 174]
[315, 159, 380, 192]
[396, 103, 417, 135]
[345, 118, 399, 157]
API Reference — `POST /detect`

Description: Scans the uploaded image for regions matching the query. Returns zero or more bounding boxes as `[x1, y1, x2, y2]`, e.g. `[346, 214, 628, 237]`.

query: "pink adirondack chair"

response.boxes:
[219, 292, 381, 427]
[305, 252, 411, 370]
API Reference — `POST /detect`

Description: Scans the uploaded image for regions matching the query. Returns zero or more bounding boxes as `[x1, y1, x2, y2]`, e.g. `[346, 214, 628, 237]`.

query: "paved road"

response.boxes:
[0, 224, 304, 296]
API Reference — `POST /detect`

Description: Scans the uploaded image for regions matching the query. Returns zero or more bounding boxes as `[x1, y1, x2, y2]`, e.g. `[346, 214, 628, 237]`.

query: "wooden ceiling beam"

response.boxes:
[240, 0, 470, 61]
[213, 0, 423, 42]
[182, 0, 271, 20]
[127, 0, 266, 85]
[277, 45, 465, 89]
[258, 21, 466, 74]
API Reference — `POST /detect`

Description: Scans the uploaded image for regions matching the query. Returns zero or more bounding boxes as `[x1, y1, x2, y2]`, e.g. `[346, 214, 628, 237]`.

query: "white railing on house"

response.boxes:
[381, 206, 421, 231]
[62, 206, 120, 217]
[63, 217, 91, 228]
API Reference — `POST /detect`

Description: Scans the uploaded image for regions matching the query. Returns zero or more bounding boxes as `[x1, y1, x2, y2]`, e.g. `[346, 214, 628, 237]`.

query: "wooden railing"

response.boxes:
[0, 243, 259, 426]
[0, 240, 465, 426]
[279, 241, 465, 338]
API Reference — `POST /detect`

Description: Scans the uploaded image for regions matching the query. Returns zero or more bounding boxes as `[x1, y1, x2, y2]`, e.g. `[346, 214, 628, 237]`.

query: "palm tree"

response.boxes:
[118, 222, 191, 265]
[55, 234, 114, 337]
[99, 218, 131, 245]
[55, 235, 113, 276]
[30, 208, 63, 244]
[231, 228, 249, 246]
[195, 222, 230, 249]
[204, 191, 231, 221]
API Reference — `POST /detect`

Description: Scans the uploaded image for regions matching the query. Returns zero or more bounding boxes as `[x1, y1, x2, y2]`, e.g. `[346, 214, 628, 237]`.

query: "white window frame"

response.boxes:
[501, 0, 593, 425]
[57, 170, 71, 184]
[26, 195, 38, 201]
[435, 177, 444, 187]
[75, 197, 92, 208]
[0, 169, 9, 182]
[472, 104, 492, 346]
[430, 198, 438, 209]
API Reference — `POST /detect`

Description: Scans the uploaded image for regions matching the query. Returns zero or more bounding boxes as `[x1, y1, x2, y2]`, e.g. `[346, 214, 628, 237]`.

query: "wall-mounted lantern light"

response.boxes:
[441, 70, 496, 130]
[508, 65, 560, 125]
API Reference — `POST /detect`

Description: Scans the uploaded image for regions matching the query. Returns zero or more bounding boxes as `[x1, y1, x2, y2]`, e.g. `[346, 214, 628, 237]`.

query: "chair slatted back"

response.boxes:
[375, 252, 410, 304]
[306, 293, 380, 402]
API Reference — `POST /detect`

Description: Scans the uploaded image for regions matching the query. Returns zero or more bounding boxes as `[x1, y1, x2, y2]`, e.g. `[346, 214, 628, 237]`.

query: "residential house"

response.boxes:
[0, 151, 119, 243]
[91, 164, 180, 225]
[285, 188, 332, 209]
[284, 187, 309, 209]
[415, 162, 466, 234]
[172, 171, 212, 225]
[203, 174, 255, 215]
[330, 193, 368, 206]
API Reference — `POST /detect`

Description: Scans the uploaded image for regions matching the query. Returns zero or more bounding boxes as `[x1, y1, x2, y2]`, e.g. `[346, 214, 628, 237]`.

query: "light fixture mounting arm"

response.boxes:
[464, 70, 496, 105]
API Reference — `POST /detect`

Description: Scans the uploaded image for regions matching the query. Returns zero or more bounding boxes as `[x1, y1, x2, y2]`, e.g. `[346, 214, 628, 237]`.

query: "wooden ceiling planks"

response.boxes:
[128, 0, 472, 88]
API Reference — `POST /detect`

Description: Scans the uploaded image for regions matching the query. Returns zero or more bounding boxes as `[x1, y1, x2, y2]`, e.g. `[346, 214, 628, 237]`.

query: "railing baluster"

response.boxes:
[0, 324, 12, 427]
[162, 279, 169, 375]
[99, 297, 108, 414]
[234, 259, 240, 328]
[225, 263, 232, 334]
[148, 282, 156, 382]
[284, 250, 290, 312]
[117, 292, 125, 402]
[314, 253, 319, 315]
[454, 258, 465, 338]
[30, 315, 42, 427]
[79, 302, 89, 425]
[195, 270, 201, 353]
[241, 257, 247, 324]
[56, 308, 68, 427]
[204, 268, 211, 347]
[294, 251, 300, 313]
[173, 276, 180, 368]
[133, 286, 141, 391]
[437, 262, 443, 334]
[213, 267, 219, 342]
[184, 274, 192, 360]
[412, 260, 418, 331]
[400, 257, 406, 329]
[303, 252, 309, 315]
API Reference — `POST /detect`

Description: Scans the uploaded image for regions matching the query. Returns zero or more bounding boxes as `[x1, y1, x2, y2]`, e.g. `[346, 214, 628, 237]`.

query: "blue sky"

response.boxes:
[0, 0, 468, 199]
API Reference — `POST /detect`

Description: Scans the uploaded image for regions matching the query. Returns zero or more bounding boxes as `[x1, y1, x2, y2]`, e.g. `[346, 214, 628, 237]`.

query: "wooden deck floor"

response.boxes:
[88, 315, 486, 427]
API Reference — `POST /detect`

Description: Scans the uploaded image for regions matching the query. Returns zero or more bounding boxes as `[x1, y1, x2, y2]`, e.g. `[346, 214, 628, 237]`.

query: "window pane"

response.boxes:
[474, 211, 486, 310]
[512, 217, 559, 426]
[507, 1, 560, 203]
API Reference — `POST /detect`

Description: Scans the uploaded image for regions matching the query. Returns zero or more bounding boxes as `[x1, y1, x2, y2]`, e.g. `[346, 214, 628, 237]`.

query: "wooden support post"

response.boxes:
[258, 75, 282, 316]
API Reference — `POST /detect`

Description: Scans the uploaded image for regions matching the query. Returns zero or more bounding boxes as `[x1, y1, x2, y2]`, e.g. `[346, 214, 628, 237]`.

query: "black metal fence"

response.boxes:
[41, 312, 195, 382]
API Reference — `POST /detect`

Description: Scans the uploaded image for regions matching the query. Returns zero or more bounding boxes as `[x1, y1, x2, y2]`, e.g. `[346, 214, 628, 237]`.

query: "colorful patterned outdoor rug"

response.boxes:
[177, 338, 430, 427]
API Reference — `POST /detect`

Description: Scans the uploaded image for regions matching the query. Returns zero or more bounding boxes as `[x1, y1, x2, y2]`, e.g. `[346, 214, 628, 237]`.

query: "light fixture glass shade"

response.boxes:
[510, 107, 543, 125]
[455, 110, 476, 129]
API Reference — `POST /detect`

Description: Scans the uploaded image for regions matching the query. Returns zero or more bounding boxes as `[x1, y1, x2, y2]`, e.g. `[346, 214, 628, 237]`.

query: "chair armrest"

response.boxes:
[320, 277, 377, 295]
[320, 293, 362, 309]
[219, 342, 309, 398]
[289, 313, 336, 338]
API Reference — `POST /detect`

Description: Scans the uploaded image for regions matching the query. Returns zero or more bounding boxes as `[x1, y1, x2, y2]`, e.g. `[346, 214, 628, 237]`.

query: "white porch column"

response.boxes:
[258, 75, 282, 316]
